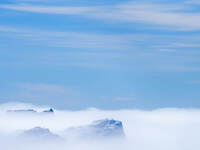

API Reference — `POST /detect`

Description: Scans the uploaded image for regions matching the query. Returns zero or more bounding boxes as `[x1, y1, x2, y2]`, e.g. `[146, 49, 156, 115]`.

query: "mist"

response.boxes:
[0, 102, 199, 150]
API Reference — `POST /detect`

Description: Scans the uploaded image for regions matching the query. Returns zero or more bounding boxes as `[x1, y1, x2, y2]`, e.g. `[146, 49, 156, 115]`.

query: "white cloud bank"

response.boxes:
[0, 102, 200, 150]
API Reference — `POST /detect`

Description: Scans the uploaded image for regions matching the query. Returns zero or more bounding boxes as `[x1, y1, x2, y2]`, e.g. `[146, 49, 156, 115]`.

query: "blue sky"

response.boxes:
[0, 0, 200, 110]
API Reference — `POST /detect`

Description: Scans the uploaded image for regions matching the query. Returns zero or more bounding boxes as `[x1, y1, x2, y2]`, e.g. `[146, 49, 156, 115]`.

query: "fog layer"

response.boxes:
[0, 102, 199, 150]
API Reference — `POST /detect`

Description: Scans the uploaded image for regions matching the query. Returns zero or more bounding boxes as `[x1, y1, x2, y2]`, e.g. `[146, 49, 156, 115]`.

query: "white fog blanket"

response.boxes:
[0, 102, 199, 150]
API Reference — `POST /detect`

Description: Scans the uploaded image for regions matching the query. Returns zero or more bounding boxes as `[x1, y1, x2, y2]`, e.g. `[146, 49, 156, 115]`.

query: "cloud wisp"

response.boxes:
[0, 25, 137, 50]
[18, 83, 72, 95]
[0, 102, 200, 150]
[0, 4, 95, 15]
[115, 97, 136, 101]
[1, 2, 200, 30]
[1, 25, 200, 71]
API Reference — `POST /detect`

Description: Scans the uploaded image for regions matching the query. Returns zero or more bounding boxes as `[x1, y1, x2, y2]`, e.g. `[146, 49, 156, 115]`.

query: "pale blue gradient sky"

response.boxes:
[0, 0, 200, 109]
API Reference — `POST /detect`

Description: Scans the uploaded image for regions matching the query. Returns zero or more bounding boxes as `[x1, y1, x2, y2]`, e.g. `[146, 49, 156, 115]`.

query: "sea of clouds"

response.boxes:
[0, 102, 200, 150]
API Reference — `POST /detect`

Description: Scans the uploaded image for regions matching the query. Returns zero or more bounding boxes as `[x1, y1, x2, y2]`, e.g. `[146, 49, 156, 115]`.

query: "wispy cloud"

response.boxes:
[158, 49, 177, 53]
[187, 80, 200, 84]
[172, 43, 200, 48]
[18, 83, 72, 94]
[185, 0, 200, 4]
[115, 97, 136, 101]
[0, 4, 95, 15]
[1, 2, 200, 30]
[0, 26, 137, 50]
[0, 83, 79, 106]
[0, 26, 27, 33]
[0, 25, 200, 71]
[13, 83, 74, 101]
[100, 3, 200, 30]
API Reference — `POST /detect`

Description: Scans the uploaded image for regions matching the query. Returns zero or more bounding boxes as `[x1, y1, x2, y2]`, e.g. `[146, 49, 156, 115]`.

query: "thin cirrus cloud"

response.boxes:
[0, 4, 96, 15]
[172, 43, 200, 48]
[0, 26, 27, 33]
[158, 49, 177, 53]
[188, 80, 200, 84]
[94, 3, 200, 31]
[115, 97, 136, 101]
[185, 0, 200, 4]
[1, 2, 200, 30]
[0, 25, 142, 50]
[18, 83, 72, 94]
[9, 83, 75, 102]
[1, 26, 200, 72]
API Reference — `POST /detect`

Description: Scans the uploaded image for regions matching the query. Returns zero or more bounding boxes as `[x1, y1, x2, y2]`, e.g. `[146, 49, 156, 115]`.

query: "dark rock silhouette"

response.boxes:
[43, 108, 54, 113]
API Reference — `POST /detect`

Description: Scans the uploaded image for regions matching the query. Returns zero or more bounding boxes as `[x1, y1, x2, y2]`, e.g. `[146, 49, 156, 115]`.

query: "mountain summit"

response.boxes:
[7, 108, 54, 114]
[22, 127, 60, 140]
[65, 119, 125, 139]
